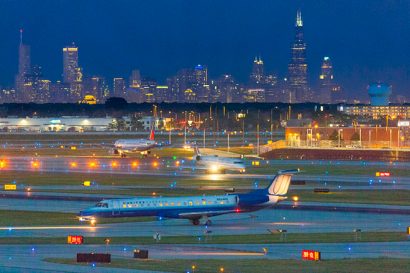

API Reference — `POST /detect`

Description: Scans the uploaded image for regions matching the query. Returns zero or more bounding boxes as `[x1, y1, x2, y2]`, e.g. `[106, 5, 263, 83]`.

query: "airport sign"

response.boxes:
[4, 184, 16, 191]
[302, 250, 321, 261]
[67, 235, 84, 245]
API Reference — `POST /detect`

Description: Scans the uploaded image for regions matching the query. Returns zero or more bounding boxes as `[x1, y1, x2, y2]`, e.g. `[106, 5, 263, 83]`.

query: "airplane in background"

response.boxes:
[113, 129, 156, 157]
[78, 169, 299, 226]
[193, 146, 246, 173]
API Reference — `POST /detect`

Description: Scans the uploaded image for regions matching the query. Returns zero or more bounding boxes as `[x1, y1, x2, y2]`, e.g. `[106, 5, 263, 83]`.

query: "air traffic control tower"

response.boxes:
[368, 83, 391, 106]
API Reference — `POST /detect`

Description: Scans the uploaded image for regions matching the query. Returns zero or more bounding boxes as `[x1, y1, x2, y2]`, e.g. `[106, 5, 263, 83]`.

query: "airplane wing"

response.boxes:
[178, 210, 236, 219]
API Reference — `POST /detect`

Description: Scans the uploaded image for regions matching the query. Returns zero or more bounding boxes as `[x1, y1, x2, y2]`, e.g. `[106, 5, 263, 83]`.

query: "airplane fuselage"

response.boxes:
[114, 139, 156, 155]
[79, 169, 297, 225]
[79, 191, 279, 223]
[194, 155, 246, 173]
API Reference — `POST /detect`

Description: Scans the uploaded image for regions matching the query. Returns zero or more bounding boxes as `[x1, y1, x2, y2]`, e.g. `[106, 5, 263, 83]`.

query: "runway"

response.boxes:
[1, 206, 409, 238]
[1, 156, 410, 189]
[0, 154, 408, 272]
[0, 241, 409, 273]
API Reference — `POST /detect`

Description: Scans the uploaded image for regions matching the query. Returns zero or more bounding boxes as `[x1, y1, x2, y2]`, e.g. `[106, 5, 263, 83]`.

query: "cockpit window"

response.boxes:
[95, 202, 108, 208]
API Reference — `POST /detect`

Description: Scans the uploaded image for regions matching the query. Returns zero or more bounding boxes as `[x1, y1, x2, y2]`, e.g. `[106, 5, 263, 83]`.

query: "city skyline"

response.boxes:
[0, 0, 408, 102]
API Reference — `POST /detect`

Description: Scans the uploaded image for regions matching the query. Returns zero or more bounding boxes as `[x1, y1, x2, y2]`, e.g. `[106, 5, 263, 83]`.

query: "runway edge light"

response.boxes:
[302, 250, 321, 261]
[407, 226, 410, 235]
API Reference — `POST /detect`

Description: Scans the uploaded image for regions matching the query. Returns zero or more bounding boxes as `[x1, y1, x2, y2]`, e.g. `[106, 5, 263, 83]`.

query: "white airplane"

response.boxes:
[79, 169, 299, 226]
[193, 146, 246, 173]
[113, 129, 156, 157]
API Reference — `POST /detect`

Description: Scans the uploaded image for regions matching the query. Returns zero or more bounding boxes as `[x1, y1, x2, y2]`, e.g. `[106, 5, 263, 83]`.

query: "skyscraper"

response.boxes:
[29, 65, 51, 103]
[63, 44, 83, 102]
[113, 78, 126, 98]
[129, 70, 141, 88]
[250, 57, 264, 85]
[210, 74, 239, 103]
[318, 57, 334, 103]
[287, 10, 310, 102]
[15, 29, 31, 102]
[63, 44, 79, 84]
[17, 29, 31, 78]
[318, 57, 342, 103]
[194, 64, 209, 102]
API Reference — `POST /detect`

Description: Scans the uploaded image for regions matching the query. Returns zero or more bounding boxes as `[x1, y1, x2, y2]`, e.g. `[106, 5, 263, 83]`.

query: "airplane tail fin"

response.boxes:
[148, 128, 155, 141]
[266, 169, 299, 196]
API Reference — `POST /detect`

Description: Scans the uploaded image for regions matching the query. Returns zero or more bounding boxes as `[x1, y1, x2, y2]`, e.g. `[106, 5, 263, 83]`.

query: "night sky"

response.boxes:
[0, 0, 409, 100]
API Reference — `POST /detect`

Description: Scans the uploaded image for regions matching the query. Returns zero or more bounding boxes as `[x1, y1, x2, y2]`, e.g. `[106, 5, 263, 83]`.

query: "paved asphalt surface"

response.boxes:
[0, 155, 409, 272]
[0, 242, 409, 273]
[1, 204, 409, 238]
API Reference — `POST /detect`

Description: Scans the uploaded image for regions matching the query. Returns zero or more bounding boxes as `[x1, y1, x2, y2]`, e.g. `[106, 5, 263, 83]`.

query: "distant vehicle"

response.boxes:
[78, 169, 299, 226]
[193, 146, 246, 173]
[113, 129, 156, 157]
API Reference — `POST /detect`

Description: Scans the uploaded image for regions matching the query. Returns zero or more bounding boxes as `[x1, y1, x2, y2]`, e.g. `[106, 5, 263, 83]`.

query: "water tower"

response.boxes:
[368, 83, 391, 106]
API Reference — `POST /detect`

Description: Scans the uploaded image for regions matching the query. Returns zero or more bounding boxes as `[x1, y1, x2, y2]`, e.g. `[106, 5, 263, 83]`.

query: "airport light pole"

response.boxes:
[359, 128, 362, 147]
[227, 131, 230, 152]
[270, 108, 273, 141]
[257, 123, 260, 155]
[338, 129, 342, 148]
[242, 118, 245, 146]
[369, 130, 372, 148]
[169, 124, 172, 145]
[203, 127, 206, 148]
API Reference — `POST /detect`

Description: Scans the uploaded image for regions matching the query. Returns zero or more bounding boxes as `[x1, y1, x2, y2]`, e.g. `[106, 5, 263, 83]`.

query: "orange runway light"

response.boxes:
[111, 161, 118, 168]
[152, 161, 158, 167]
[131, 161, 138, 168]
[31, 161, 40, 168]
[70, 162, 78, 168]
[292, 196, 299, 202]
[88, 161, 98, 168]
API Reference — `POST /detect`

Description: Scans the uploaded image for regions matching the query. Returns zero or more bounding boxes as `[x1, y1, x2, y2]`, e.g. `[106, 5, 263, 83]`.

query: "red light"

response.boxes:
[380, 172, 391, 177]
[235, 208, 240, 213]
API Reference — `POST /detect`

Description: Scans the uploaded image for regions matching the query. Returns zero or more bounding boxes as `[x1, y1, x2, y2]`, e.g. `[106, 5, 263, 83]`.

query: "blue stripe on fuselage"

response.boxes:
[80, 204, 237, 219]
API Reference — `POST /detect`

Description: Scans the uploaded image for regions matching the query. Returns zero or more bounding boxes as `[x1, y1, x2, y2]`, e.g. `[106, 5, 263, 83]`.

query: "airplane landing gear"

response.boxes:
[191, 218, 200, 226]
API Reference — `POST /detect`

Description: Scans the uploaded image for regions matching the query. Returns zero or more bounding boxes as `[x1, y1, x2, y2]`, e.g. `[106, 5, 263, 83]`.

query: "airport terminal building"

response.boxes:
[0, 116, 130, 132]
